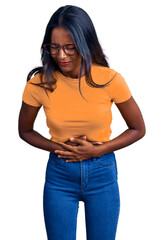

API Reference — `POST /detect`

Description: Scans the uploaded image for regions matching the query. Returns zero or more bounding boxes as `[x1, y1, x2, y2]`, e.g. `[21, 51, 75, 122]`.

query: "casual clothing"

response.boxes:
[43, 152, 120, 240]
[22, 64, 131, 239]
[22, 64, 131, 143]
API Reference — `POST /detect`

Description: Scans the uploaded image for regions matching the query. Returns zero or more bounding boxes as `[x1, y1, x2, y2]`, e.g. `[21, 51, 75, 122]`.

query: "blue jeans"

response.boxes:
[43, 152, 120, 240]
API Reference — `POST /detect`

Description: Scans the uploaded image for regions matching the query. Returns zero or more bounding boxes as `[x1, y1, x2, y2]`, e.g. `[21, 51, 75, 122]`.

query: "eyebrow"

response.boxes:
[50, 43, 74, 45]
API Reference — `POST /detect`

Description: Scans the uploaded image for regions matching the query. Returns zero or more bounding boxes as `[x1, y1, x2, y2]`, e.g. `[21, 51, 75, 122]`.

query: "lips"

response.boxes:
[59, 62, 71, 66]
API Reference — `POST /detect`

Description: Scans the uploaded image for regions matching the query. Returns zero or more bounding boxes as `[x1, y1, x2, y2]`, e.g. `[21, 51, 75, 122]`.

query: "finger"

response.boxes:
[66, 159, 80, 162]
[58, 155, 75, 159]
[71, 135, 86, 140]
[58, 142, 76, 151]
[55, 150, 74, 156]
[92, 141, 103, 145]
[80, 135, 87, 140]
[70, 137, 85, 145]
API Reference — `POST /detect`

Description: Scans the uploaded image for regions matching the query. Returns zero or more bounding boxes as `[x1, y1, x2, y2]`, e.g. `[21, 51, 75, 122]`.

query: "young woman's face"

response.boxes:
[50, 27, 83, 78]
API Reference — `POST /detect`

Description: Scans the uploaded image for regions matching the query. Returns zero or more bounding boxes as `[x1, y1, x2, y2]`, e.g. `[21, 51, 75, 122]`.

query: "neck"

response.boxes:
[60, 66, 85, 79]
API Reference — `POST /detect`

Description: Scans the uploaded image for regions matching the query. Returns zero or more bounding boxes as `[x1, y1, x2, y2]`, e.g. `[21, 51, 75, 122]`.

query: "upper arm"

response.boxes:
[18, 101, 41, 135]
[115, 96, 146, 135]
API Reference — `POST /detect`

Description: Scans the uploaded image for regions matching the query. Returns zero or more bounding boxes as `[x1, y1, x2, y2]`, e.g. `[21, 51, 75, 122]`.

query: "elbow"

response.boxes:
[18, 129, 25, 141]
[136, 125, 146, 141]
[129, 124, 146, 142]
[139, 128, 146, 140]
[18, 126, 28, 141]
[18, 124, 23, 139]
[141, 122, 146, 138]
[18, 127, 33, 142]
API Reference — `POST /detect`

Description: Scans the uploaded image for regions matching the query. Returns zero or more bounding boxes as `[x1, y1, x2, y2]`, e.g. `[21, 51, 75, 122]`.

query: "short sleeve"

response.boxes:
[22, 81, 42, 107]
[109, 72, 132, 103]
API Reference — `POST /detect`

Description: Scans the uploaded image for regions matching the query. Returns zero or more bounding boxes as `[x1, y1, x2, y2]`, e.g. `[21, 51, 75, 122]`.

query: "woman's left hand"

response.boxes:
[54, 137, 101, 162]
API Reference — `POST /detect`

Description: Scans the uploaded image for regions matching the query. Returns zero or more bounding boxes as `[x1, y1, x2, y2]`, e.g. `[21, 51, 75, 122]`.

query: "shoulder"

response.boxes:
[28, 72, 43, 84]
[26, 72, 47, 93]
[24, 72, 45, 98]
[91, 64, 118, 85]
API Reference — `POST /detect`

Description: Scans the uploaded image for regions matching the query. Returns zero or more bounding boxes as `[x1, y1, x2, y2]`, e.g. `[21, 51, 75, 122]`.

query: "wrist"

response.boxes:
[49, 140, 64, 152]
[93, 142, 111, 157]
[92, 145, 103, 158]
[50, 140, 79, 153]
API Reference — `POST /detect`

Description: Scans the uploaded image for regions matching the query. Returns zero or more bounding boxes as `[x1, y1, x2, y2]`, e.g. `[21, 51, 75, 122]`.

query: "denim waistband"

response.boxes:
[49, 151, 115, 162]
[92, 151, 115, 162]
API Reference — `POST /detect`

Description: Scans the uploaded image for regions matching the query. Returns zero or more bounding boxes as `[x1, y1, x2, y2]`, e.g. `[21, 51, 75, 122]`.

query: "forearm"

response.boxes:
[19, 130, 65, 152]
[95, 128, 145, 157]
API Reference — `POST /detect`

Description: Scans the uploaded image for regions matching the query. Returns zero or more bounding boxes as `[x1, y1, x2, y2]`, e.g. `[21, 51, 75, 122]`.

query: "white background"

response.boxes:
[1, 0, 163, 239]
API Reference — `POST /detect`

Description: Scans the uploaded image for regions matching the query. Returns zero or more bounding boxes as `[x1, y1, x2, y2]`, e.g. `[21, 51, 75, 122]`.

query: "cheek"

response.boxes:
[51, 56, 57, 62]
[73, 54, 81, 64]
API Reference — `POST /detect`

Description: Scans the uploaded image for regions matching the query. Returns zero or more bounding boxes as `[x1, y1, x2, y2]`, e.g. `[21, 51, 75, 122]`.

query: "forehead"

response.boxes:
[51, 27, 73, 44]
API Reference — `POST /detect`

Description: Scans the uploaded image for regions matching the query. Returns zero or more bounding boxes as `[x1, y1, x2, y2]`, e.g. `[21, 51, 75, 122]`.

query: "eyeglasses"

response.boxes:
[43, 43, 77, 56]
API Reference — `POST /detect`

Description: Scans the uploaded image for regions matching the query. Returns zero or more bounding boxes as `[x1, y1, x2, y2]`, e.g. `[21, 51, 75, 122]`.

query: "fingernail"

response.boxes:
[70, 138, 74, 141]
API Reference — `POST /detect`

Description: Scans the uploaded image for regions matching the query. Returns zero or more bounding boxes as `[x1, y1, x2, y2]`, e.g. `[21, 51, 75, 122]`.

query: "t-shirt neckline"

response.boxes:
[55, 64, 97, 83]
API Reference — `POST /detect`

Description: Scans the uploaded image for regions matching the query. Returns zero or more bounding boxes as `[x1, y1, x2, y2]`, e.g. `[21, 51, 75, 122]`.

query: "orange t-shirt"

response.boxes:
[22, 64, 132, 143]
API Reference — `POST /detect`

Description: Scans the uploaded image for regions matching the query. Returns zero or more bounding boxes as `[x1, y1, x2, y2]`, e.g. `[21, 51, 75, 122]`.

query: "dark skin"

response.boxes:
[18, 96, 145, 161]
[55, 96, 146, 162]
[18, 101, 104, 153]
[55, 97, 146, 162]
[19, 27, 145, 159]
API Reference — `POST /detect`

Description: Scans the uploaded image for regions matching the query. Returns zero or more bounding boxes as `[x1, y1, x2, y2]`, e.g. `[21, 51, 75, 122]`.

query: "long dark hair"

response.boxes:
[27, 5, 115, 100]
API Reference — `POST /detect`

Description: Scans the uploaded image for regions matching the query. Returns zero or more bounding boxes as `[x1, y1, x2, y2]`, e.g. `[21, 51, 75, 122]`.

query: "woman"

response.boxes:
[18, 5, 146, 240]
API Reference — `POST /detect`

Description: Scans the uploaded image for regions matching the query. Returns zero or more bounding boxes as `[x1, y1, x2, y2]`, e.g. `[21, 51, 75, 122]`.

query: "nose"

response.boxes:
[58, 48, 67, 59]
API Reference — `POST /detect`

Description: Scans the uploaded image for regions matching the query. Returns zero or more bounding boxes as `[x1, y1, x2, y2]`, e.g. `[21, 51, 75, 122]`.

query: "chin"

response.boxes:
[59, 66, 72, 72]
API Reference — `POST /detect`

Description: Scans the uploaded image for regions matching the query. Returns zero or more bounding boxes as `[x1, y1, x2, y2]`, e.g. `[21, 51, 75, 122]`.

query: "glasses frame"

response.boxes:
[43, 43, 78, 56]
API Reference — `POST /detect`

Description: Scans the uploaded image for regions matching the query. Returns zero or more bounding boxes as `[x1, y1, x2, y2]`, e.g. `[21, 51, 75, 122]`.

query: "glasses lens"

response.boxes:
[43, 44, 57, 55]
[64, 44, 77, 55]
[44, 44, 77, 55]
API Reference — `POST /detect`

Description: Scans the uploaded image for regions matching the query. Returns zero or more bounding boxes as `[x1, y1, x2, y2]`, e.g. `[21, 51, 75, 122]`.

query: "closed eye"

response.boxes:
[50, 43, 59, 49]
[65, 44, 76, 50]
